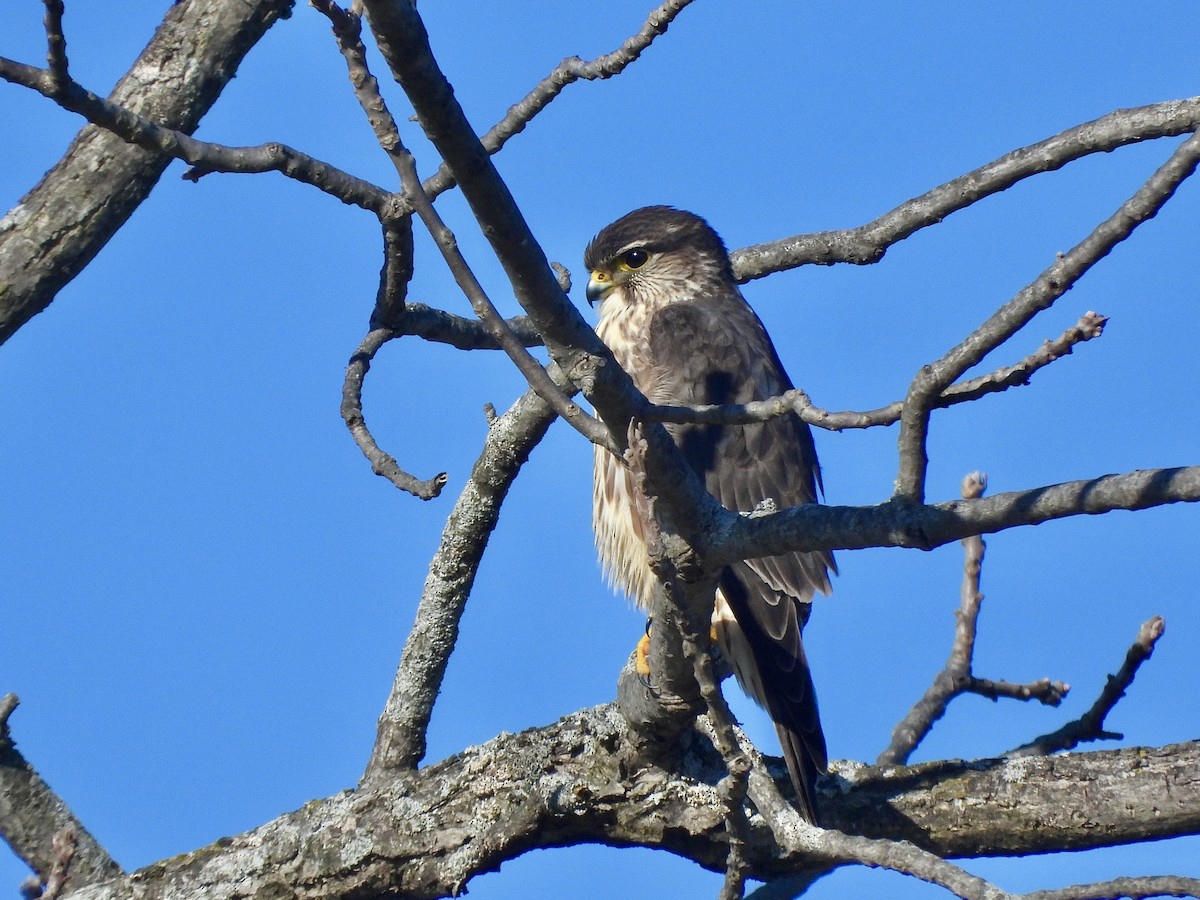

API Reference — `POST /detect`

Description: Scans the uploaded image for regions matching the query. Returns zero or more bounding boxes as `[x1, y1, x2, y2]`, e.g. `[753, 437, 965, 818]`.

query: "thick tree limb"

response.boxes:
[0, 695, 122, 890]
[725, 466, 1200, 563]
[0, 0, 296, 345]
[39, 705, 1199, 900]
[730, 98, 1200, 279]
[894, 129, 1200, 501]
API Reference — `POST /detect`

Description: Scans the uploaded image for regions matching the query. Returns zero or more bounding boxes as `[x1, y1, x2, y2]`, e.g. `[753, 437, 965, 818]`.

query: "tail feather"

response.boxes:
[717, 566, 827, 824]
[776, 723, 823, 824]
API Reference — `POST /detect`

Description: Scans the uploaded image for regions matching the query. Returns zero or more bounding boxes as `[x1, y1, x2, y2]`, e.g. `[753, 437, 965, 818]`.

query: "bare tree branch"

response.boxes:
[0, 0, 297, 345]
[624, 424, 751, 898]
[648, 311, 1108, 432]
[397, 303, 541, 350]
[340, 327, 448, 499]
[40, 0, 68, 87]
[416, 0, 698, 205]
[316, 1, 611, 450]
[396, 146, 612, 448]
[730, 98, 1200, 279]
[880, 473, 1068, 766]
[368, 218, 415, 330]
[0, 695, 122, 890]
[895, 129, 1200, 501]
[1012, 615, 1167, 757]
[360, 0, 736, 591]
[34, 705, 1199, 900]
[731, 706, 1014, 900]
[0, 57, 391, 213]
[727, 465, 1200, 563]
[1021, 875, 1200, 900]
[363, 381, 560, 778]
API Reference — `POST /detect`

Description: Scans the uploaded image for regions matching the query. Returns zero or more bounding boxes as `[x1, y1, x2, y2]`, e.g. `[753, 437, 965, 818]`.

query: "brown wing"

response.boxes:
[644, 291, 834, 821]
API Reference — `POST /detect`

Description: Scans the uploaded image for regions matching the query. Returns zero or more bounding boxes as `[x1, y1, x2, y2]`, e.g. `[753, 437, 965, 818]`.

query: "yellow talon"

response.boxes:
[635, 631, 652, 677]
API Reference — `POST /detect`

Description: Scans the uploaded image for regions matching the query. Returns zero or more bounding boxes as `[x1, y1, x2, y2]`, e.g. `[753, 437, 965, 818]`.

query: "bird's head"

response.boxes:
[584, 206, 734, 311]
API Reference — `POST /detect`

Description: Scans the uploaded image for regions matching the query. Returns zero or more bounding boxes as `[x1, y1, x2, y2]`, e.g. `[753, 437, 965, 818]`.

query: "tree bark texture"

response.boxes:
[0, 0, 295, 345]
[43, 706, 1199, 900]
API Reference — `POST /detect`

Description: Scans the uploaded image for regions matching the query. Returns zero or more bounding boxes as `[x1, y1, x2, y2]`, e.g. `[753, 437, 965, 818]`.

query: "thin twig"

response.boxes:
[41, 0, 68, 88]
[0, 57, 391, 213]
[415, 0, 698, 204]
[311, 0, 406, 179]
[314, 3, 612, 450]
[879, 472, 1070, 765]
[340, 327, 448, 500]
[895, 130, 1200, 502]
[1011, 616, 1166, 757]
[648, 311, 1107, 432]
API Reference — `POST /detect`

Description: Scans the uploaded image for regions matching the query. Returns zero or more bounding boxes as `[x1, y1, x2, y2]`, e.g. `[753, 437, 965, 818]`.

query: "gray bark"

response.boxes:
[0, 0, 295, 345]
[43, 707, 1200, 900]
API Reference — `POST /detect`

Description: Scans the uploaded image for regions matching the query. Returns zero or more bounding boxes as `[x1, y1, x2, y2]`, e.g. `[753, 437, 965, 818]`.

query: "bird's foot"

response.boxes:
[636, 616, 653, 678]
[635, 618, 720, 678]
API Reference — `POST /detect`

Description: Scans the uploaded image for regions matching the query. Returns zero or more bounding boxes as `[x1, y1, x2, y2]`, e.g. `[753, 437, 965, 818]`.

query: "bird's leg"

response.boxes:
[637, 614, 723, 679]
[636, 616, 654, 679]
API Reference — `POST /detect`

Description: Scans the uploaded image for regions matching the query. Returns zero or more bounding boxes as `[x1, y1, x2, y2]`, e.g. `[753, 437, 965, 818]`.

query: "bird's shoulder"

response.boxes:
[646, 291, 769, 371]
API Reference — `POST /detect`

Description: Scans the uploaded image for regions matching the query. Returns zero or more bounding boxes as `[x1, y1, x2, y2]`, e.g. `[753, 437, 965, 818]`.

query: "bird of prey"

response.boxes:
[585, 206, 835, 822]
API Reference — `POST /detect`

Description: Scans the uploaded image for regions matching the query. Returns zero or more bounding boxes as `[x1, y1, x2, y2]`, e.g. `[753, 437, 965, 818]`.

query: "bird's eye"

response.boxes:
[620, 248, 649, 270]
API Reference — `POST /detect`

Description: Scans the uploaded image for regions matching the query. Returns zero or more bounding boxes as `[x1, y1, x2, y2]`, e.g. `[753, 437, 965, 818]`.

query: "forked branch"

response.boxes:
[894, 129, 1200, 501]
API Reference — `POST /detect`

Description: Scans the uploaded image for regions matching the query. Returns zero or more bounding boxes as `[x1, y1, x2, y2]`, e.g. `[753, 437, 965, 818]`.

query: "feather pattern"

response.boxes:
[587, 206, 834, 822]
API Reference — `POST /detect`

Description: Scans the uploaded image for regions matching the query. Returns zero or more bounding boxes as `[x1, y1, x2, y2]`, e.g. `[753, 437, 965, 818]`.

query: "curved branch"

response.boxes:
[340, 327, 448, 500]
[0, 0, 298, 346]
[730, 97, 1200, 279]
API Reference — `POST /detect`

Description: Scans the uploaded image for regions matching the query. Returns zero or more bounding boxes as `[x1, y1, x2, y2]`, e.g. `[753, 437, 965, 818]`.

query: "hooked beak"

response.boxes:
[586, 271, 613, 307]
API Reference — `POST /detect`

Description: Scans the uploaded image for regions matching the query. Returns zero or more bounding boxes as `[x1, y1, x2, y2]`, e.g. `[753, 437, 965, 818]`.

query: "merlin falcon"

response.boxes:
[585, 206, 835, 822]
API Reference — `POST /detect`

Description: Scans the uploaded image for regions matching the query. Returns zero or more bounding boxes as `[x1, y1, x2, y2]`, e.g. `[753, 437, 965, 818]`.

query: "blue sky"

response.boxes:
[2, 2, 1198, 897]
